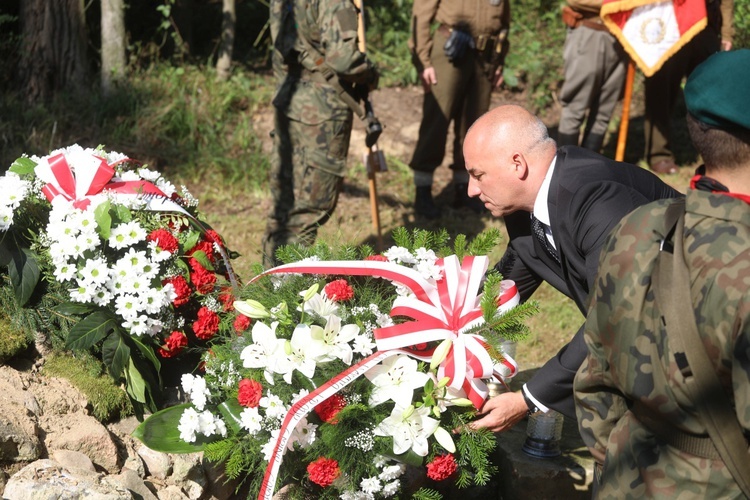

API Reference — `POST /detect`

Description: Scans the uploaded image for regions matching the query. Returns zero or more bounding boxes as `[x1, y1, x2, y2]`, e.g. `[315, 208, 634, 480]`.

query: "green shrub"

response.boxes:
[0, 310, 31, 364]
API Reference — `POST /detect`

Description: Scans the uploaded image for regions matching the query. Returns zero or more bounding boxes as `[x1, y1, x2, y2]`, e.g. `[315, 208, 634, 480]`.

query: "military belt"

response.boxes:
[297, 67, 366, 120]
[631, 401, 722, 459]
[437, 24, 505, 53]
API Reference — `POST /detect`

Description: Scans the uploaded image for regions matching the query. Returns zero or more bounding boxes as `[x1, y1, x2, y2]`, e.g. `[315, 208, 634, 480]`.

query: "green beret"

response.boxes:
[684, 49, 750, 131]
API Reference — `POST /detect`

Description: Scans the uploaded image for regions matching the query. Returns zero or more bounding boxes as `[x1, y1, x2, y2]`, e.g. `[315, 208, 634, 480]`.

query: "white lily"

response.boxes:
[234, 299, 271, 319]
[366, 355, 430, 407]
[240, 321, 290, 384]
[282, 324, 318, 384]
[309, 315, 359, 365]
[302, 291, 339, 318]
[373, 404, 439, 457]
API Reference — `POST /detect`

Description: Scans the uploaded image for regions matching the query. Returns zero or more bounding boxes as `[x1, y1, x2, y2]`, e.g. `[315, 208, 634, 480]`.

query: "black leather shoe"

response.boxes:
[453, 183, 485, 213]
[415, 186, 441, 219]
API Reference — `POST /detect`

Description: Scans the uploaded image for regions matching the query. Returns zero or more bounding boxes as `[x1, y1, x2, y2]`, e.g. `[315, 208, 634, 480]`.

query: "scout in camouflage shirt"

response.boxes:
[262, 0, 377, 267]
[574, 50, 750, 499]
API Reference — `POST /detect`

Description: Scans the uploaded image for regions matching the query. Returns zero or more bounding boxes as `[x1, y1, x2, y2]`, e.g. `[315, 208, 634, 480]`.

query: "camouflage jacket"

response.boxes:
[269, 0, 377, 124]
[574, 187, 750, 498]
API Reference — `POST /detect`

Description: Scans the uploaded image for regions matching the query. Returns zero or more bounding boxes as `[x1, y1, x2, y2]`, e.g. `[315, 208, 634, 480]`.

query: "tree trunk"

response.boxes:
[101, 0, 126, 96]
[215, 0, 236, 81]
[19, 0, 88, 102]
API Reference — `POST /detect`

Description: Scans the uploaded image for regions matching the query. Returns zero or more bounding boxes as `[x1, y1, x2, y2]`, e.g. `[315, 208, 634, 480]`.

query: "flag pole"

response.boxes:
[615, 60, 636, 162]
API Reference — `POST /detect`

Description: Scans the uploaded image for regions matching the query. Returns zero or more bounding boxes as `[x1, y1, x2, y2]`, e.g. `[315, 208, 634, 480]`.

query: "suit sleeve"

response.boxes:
[526, 181, 665, 417]
[494, 211, 544, 301]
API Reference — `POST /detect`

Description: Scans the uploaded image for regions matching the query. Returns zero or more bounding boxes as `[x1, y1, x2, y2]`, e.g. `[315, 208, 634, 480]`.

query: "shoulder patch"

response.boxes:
[336, 8, 358, 34]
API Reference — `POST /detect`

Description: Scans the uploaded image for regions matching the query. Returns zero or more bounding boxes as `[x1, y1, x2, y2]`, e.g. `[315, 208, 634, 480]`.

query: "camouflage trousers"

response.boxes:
[262, 109, 352, 267]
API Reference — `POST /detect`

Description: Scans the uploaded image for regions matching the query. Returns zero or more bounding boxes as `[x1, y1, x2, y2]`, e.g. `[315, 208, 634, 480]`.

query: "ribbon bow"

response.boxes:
[36, 151, 165, 209]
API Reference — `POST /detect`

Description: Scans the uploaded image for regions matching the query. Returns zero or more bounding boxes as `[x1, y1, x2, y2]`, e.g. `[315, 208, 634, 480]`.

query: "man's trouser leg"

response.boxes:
[262, 113, 350, 267]
[558, 27, 595, 145]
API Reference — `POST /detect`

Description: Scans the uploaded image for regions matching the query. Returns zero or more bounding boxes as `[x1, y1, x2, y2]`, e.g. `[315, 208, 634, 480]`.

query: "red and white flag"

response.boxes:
[602, 0, 707, 76]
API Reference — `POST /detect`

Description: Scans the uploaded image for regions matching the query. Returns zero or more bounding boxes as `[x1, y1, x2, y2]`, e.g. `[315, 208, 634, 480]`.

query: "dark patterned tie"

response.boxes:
[531, 216, 560, 264]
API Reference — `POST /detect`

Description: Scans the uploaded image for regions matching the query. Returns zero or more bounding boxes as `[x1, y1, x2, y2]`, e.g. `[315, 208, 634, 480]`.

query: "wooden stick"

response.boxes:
[353, 0, 384, 251]
[616, 60, 636, 162]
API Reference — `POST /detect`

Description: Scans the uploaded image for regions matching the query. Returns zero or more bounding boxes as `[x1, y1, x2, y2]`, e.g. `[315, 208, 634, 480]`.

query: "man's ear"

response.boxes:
[511, 152, 529, 180]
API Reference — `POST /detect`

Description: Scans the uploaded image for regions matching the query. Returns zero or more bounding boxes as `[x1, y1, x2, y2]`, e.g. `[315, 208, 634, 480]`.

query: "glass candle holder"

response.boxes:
[522, 410, 564, 458]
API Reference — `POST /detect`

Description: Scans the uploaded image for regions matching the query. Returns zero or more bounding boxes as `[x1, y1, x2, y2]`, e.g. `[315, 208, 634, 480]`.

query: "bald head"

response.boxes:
[465, 104, 556, 159]
[463, 105, 558, 216]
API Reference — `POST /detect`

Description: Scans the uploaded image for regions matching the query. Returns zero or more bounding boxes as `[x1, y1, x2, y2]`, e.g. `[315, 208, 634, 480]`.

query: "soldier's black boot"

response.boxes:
[557, 132, 579, 147]
[453, 183, 484, 213]
[582, 132, 605, 153]
[414, 186, 441, 219]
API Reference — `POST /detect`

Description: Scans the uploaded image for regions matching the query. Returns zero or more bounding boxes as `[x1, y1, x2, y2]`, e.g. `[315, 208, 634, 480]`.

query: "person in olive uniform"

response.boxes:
[409, 0, 510, 219]
[262, 0, 378, 267]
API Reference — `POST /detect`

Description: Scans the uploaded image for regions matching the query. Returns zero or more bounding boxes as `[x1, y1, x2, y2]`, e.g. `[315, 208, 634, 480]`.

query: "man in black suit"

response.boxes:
[463, 104, 681, 431]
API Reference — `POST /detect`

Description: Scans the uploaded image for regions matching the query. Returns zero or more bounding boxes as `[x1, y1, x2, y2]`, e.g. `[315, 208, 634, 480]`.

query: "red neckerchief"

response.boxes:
[690, 165, 750, 205]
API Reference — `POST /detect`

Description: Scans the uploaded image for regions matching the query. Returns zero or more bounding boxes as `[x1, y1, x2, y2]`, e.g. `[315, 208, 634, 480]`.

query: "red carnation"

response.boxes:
[189, 260, 217, 294]
[426, 454, 458, 481]
[323, 279, 355, 302]
[147, 229, 179, 253]
[218, 288, 235, 311]
[157, 330, 188, 358]
[204, 229, 224, 247]
[164, 275, 191, 307]
[193, 306, 220, 340]
[314, 394, 346, 424]
[237, 378, 263, 408]
[307, 457, 341, 487]
[188, 240, 215, 262]
[234, 314, 251, 333]
[365, 254, 388, 262]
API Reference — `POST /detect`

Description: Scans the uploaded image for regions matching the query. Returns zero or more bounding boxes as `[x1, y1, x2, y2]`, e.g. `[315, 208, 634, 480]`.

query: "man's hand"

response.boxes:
[721, 39, 733, 51]
[467, 390, 527, 433]
[493, 65, 504, 88]
[420, 66, 437, 93]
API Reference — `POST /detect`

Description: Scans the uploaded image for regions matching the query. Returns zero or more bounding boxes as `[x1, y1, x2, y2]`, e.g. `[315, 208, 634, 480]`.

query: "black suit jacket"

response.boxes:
[496, 146, 682, 418]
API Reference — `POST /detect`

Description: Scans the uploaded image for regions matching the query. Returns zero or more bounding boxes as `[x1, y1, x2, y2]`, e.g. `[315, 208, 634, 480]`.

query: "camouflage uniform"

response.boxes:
[574, 187, 750, 498]
[263, 0, 377, 267]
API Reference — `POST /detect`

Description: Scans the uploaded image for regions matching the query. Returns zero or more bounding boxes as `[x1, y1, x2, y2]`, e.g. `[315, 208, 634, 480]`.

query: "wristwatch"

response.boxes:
[522, 391, 541, 417]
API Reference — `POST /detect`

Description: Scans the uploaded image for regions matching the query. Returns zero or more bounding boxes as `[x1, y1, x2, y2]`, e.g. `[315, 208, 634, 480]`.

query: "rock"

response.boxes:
[108, 467, 159, 500]
[157, 484, 190, 500]
[51, 449, 97, 473]
[203, 459, 243, 500]
[0, 367, 42, 462]
[3, 459, 134, 499]
[137, 445, 173, 480]
[43, 413, 120, 473]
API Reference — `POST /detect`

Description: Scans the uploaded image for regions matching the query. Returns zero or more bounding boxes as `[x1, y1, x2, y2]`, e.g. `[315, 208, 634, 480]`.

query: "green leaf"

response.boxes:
[125, 357, 148, 403]
[94, 200, 112, 240]
[189, 250, 214, 271]
[389, 448, 424, 467]
[218, 400, 244, 434]
[8, 156, 36, 175]
[114, 204, 132, 223]
[66, 311, 120, 350]
[130, 335, 162, 382]
[132, 403, 212, 453]
[53, 302, 96, 315]
[8, 247, 40, 306]
[182, 231, 201, 254]
[102, 331, 131, 381]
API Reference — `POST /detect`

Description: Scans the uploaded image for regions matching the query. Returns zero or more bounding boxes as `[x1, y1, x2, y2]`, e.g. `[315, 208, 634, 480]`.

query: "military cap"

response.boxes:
[684, 49, 750, 132]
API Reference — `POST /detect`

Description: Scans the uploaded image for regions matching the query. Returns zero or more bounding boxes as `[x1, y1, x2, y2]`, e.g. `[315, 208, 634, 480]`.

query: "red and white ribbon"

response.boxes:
[253, 254, 521, 499]
[35, 152, 166, 210]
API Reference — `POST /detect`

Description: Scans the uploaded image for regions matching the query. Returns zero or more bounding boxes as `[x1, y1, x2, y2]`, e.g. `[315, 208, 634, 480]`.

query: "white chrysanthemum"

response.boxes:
[147, 240, 173, 262]
[137, 167, 160, 181]
[117, 248, 149, 273]
[240, 407, 263, 434]
[118, 171, 141, 181]
[127, 274, 152, 295]
[76, 231, 101, 253]
[115, 293, 142, 319]
[156, 178, 177, 197]
[260, 391, 287, 420]
[0, 172, 31, 209]
[262, 429, 281, 461]
[69, 209, 98, 233]
[360, 477, 382, 495]
[141, 288, 167, 315]
[91, 288, 114, 307]
[109, 221, 146, 249]
[292, 417, 317, 449]
[378, 464, 406, 481]
[178, 407, 201, 443]
[122, 315, 152, 336]
[181, 374, 211, 411]
[292, 389, 309, 404]
[78, 257, 110, 286]
[69, 285, 95, 303]
[384, 246, 416, 264]
[53, 262, 77, 282]
[0, 205, 13, 231]
[352, 334, 376, 356]
[382, 480, 400, 497]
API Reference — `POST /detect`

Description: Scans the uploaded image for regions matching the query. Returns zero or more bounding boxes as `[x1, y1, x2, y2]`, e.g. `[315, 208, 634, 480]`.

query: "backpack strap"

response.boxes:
[652, 198, 750, 496]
